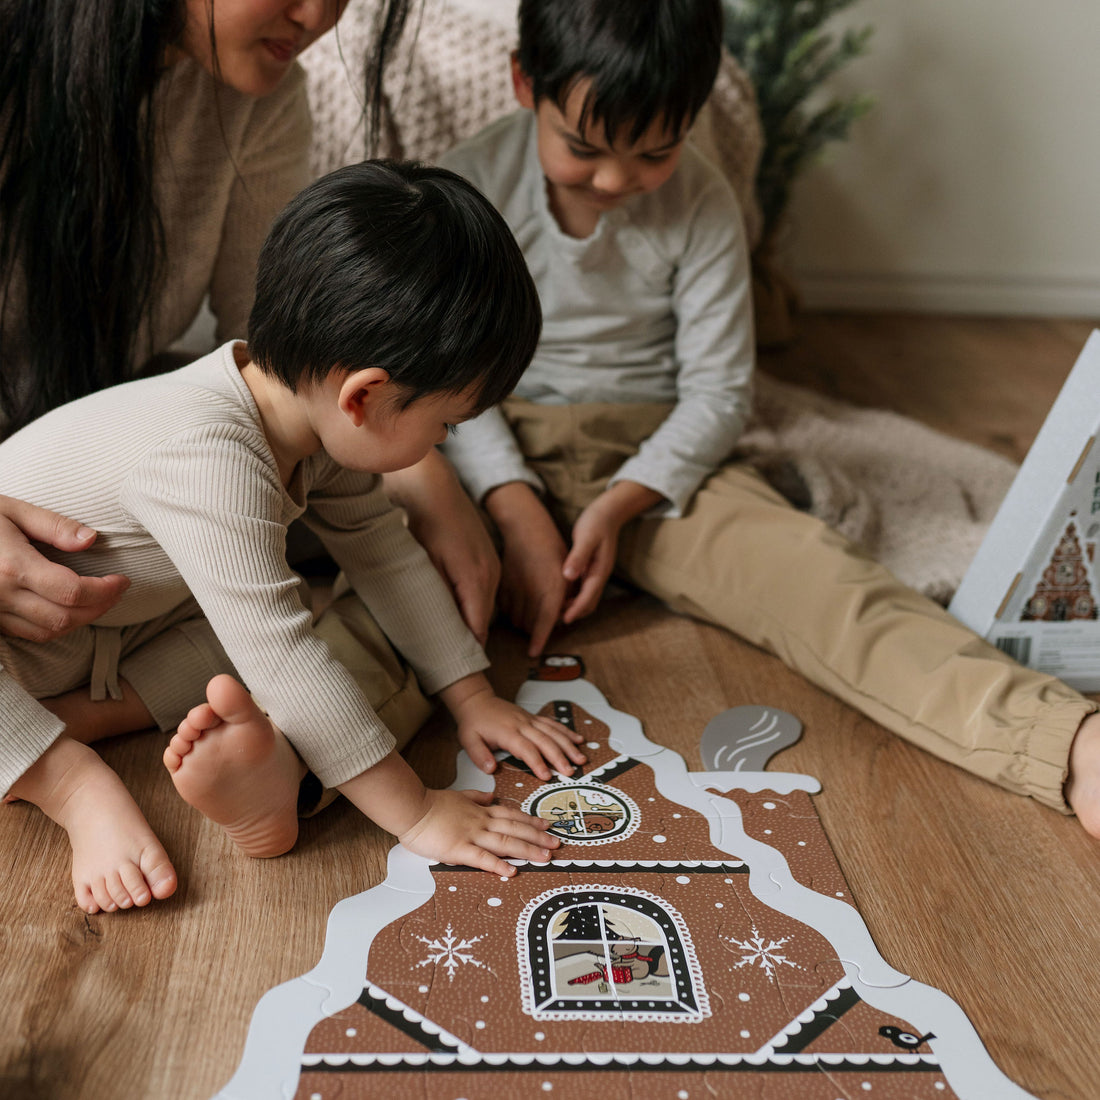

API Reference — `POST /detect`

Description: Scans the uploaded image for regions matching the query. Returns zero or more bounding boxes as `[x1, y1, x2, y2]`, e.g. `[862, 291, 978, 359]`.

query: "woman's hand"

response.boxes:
[0, 496, 130, 641]
[383, 450, 500, 645]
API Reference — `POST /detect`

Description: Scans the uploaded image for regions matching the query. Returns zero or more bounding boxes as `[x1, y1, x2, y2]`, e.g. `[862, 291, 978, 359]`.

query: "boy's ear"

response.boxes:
[338, 367, 391, 428]
[510, 53, 536, 109]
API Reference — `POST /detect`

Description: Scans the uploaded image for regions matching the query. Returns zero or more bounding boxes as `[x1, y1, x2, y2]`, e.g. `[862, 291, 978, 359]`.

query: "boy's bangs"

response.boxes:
[569, 72, 693, 148]
[524, 0, 723, 147]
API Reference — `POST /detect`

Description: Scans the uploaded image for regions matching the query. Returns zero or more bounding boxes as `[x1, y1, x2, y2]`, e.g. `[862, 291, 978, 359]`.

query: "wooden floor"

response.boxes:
[2, 314, 1098, 1100]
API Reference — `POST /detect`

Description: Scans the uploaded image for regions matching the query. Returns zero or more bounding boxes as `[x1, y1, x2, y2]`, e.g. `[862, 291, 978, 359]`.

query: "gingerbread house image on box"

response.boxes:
[1021, 518, 1099, 622]
[217, 657, 1035, 1100]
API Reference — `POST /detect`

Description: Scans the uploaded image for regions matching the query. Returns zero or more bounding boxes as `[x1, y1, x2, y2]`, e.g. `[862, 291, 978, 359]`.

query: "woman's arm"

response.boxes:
[0, 497, 129, 641]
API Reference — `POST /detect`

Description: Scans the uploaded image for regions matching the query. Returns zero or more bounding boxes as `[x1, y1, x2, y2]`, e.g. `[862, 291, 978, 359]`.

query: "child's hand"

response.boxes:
[562, 482, 663, 624]
[446, 678, 588, 780]
[397, 787, 560, 876]
[562, 503, 624, 624]
[385, 450, 501, 645]
[485, 482, 570, 656]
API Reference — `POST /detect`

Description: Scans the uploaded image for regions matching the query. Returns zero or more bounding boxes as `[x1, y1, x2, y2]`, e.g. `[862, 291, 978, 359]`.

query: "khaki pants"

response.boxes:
[503, 397, 1094, 812]
[0, 584, 432, 806]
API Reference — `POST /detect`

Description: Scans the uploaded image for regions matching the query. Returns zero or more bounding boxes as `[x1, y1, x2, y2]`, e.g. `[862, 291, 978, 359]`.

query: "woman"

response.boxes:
[0, 0, 485, 753]
[0, 0, 337, 627]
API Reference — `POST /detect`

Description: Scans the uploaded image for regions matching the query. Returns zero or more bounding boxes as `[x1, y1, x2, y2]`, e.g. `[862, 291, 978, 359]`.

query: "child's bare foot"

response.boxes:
[9, 737, 176, 914]
[1066, 711, 1100, 838]
[164, 675, 304, 858]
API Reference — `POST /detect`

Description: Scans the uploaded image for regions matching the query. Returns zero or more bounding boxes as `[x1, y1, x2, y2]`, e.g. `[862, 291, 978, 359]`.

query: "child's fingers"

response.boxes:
[565, 532, 617, 622]
[486, 823, 555, 853]
[458, 731, 499, 775]
[561, 531, 598, 583]
[530, 715, 588, 751]
[483, 834, 556, 864]
[529, 713, 586, 744]
[458, 788, 496, 806]
[518, 724, 587, 775]
[480, 818, 558, 863]
[505, 738, 555, 781]
[562, 568, 609, 624]
[459, 845, 518, 878]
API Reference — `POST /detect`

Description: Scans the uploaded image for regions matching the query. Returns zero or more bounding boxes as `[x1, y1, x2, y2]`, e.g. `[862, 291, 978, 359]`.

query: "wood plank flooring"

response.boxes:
[2, 314, 1098, 1100]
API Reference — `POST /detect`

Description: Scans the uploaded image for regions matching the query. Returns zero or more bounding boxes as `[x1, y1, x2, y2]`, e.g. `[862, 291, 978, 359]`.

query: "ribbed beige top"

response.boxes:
[0, 345, 487, 793]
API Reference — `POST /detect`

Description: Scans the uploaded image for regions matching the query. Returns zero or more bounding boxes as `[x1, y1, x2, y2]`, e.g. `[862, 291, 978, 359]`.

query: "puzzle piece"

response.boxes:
[699, 705, 803, 772]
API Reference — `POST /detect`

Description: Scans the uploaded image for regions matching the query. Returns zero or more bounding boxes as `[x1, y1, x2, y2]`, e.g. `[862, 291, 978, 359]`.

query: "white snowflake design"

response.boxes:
[414, 923, 489, 983]
[724, 923, 803, 983]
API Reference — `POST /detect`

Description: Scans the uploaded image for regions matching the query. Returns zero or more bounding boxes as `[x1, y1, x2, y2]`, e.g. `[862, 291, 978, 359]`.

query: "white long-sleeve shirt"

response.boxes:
[440, 109, 755, 517]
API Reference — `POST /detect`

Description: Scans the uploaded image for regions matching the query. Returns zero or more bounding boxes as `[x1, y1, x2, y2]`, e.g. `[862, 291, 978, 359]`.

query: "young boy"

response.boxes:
[0, 159, 588, 916]
[439, 0, 1100, 835]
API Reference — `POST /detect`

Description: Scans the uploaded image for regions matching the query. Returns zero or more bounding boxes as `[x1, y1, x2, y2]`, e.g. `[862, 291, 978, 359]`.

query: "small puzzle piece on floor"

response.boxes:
[216, 655, 1038, 1100]
[699, 704, 803, 772]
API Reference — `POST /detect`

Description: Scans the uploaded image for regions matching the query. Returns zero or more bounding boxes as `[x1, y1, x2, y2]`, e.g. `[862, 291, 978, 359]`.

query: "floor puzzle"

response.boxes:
[217, 656, 1035, 1100]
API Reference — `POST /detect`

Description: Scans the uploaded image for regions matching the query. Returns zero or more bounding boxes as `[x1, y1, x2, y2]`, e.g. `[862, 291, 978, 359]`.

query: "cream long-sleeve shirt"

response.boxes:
[1, 57, 312, 427]
[439, 109, 755, 517]
[0, 344, 487, 792]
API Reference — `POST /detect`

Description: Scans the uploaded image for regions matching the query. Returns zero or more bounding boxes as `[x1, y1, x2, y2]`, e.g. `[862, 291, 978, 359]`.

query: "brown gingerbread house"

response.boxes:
[218, 659, 1034, 1100]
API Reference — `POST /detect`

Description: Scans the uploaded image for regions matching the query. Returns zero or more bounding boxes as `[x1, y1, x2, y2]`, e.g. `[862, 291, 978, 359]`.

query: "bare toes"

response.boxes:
[143, 851, 177, 901]
[120, 864, 152, 907]
[90, 881, 116, 913]
[75, 884, 97, 915]
[164, 731, 199, 771]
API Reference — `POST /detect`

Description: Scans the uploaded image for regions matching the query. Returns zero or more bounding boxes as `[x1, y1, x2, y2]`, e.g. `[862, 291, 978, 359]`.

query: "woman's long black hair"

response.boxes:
[0, 0, 182, 435]
[0, 0, 417, 438]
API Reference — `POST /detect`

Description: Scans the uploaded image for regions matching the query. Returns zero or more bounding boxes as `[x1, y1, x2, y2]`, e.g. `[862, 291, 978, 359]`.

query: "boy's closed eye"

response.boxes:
[567, 143, 600, 160]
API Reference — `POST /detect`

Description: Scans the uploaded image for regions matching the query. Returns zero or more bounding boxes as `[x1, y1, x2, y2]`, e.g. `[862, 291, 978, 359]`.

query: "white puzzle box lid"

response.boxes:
[950, 330, 1100, 691]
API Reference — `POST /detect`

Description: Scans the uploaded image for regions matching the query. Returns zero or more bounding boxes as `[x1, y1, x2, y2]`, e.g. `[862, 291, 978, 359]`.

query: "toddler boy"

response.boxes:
[0, 160, 586, 914]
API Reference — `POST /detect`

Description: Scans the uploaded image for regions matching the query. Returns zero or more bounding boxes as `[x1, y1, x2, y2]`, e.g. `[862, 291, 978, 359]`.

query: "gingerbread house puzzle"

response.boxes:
[951, 329, 1100, 690]
[216, 656, 1035, 1100]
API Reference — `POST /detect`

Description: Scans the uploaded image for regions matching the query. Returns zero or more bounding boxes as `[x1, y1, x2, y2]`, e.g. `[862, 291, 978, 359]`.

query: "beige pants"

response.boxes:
[1, 584, 431, 806]
[503, 397, 1094, 812]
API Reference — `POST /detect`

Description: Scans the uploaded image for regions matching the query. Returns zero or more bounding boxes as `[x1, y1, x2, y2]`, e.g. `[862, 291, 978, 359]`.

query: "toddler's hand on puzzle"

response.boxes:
[452, 688, 587, 781]
[397, 787, 559, 876]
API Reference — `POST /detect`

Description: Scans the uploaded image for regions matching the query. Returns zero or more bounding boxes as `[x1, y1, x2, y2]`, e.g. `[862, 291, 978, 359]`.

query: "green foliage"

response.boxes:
[723, 0, 873, 240]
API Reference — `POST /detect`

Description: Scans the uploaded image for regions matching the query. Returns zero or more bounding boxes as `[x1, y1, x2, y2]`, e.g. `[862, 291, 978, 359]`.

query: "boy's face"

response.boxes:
[512, 58, 687, 237]
[316, 375, 482, 475]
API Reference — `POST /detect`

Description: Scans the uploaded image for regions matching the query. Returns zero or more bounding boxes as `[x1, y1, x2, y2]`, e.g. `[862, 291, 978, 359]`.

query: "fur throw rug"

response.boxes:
[740, 375, 1017, 603]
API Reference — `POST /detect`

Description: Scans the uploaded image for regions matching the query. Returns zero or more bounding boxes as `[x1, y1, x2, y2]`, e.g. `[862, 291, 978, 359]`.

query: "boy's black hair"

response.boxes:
[516, 0, 723, 146]
[248, 159, 541, 413]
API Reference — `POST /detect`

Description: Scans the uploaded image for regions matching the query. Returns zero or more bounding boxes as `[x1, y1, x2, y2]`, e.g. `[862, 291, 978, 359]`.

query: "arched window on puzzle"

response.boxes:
[518, 886, 710, 1023]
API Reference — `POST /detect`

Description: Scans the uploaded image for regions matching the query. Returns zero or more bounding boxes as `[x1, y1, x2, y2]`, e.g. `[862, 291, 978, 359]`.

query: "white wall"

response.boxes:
[787, 0, 1100, 318]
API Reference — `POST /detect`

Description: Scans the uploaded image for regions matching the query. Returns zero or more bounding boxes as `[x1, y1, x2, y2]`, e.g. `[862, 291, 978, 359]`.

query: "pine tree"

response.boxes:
[722, 0, 874, 241]
[557, 904, 624, 941]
